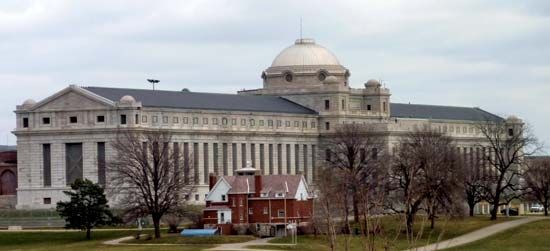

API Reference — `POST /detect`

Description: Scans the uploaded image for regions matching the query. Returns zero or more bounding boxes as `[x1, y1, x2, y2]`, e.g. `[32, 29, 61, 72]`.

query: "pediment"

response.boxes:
[31, 86, 115, 112]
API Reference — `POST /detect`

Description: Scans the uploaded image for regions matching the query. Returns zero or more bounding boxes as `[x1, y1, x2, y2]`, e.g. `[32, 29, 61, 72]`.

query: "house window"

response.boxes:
[231, 118, 236, 125]
[152, 116, 158, 123]
[193, 117, 199, 124]
[342, 99, 346, 110]
[135, 114, 139, 124]
[294, 121, 299, 127]
[277, 120, 282, 128]
[173, 117, 179, 123]
[275, 192, 284, 198]
[195, 194, 199, 201]
[42, 117, 50, 125]
[325, 122, 330, 130]
[302, 121, 307, 128]
[367, 104, 372, 111]
[249, 208, 253, 215]
[43, 198, 51, 204]
[268, 120, 273, 127]
[278, 210, 285, 218]
[23, 118, 29, 128]
[120, 114, 127, 125]
[508, 128, 514, 136]
[259, 120, 265, 126]
[260, 193, 268, 198]
[213, 118, 219, 125]
[239, 198, 244, 206]
[97, 115, 105, 123]
[203, 118, 208, 124]
[325, 100, 330, 110]
[163, 116, 169, 123]
[263, 207, 268, 214]
[221, 194, 226, 201]
[183, 117, 188, 124]
[250, 119, 255, 126]
[222, 118, 228, 125]
[68, 116, 77, 124]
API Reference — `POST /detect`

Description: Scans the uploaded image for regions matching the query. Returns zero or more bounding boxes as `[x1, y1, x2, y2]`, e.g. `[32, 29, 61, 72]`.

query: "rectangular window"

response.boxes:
[295, 144, 300, 175]
[311, 121, 316, 128]
[268, 120, 273, 127]
[163, 116, 169, 123]
[213, 143, 219, 175]
[203, 118, 208, 124]
[120, 114, 127, 125]
[251, 143, 256, 168]
[195, 194, 199, 201]
[97, 115, 105, 123]
[183, 117, 188, 124]
[135, 114, 139, 124]
[241, 119, 246, 126]
[285, 121, 290, 127]
[286, 144, 291, 174]
[260, 144, 265, 174]
[325, 122, 330, 130]
[193, 143, 199, 184]
[203, 143, 209, 183]
[367, 104, 372, 111]
[342, 99, 346, 110]
[277, 144, 282, 174]
[241, 143, 247, 169]
[303, 145, 308, 179]
[259, 120, 264, 126]
[173, 117, 179, 123]
[249, 208, 253, 214]
[294, 121, 299, 127]
[383, 102, 387, 112]
[302, 121, 307, 128]
[269, 144, 274, 175]
[312, 145, 316, 180]
[43, 144, 51, 187]
[183, 142, 190, 183]
[42, 117, 50, 125]
[325, 100, 330, 110]
[213, 118, 218, 125]
[239, 198, 244, 206]
[508, 128, 514, 136]
[223, 143, 228, 176]
[276, 120, 282, 128]
[263, 207, 268, 215]
[97, 142, 106, 186]
[231, 118, 236, 125]
[193, 117, 199, 124]
[43, 198, 51, 204]
[278, 210, 285, 218]
[221, 194, 226, 201]
[23, 118, 29, 128]
[65, 143, 83, 185]
[232, 143, 237, 175]
[153, 116, 158, 123]
[141, 115, 147, 123]
[250, 119, 255, 126]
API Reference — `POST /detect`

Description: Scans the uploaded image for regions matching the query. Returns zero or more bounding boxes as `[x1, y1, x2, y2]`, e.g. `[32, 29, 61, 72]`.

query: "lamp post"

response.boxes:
[147, 79, 159, 90]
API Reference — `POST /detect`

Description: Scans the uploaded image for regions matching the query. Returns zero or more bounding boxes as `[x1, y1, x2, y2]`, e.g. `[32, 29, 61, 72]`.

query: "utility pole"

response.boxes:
[147, 79, 159, 90]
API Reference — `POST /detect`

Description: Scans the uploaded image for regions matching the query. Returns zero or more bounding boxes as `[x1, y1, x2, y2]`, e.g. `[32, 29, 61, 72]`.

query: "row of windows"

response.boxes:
[141, 115, 317, 129]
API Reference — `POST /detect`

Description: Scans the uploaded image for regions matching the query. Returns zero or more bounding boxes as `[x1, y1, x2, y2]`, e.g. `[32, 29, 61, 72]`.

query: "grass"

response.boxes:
[125, 233, 256, 244]
[248, 215, 516, 251]
[0, 230, 213, 251]
[446, 219, 550, 251]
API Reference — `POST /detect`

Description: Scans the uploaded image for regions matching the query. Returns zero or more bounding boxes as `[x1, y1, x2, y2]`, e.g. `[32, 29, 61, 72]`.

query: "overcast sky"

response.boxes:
[1, 0, 549, 152]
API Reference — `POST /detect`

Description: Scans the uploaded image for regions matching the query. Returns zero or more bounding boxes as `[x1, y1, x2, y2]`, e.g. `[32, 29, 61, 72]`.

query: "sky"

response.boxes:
[0, 0, 549, 153]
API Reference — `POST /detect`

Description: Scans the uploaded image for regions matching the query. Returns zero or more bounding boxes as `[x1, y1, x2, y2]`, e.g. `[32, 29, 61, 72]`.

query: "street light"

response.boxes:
[147, 79, 159, 90]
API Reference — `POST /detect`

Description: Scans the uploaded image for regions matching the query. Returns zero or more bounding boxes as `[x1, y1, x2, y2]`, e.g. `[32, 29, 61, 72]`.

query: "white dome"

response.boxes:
[119, 95, 136, 104]
[271, 38, 341, 67]
[22, 99, 37, 106]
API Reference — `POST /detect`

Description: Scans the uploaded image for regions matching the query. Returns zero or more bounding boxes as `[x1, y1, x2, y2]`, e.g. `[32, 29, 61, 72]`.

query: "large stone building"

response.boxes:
[13, 38, 520, 211]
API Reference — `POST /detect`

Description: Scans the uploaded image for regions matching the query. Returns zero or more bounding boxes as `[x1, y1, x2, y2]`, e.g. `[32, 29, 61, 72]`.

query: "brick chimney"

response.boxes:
[208, 173, 217, 190]
[254, 174, 262, 197]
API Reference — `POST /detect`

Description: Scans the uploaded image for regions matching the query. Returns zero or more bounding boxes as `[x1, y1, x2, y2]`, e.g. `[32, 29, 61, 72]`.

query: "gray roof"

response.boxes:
[390, 103, 503, 121]
[82, 87, 317, 115]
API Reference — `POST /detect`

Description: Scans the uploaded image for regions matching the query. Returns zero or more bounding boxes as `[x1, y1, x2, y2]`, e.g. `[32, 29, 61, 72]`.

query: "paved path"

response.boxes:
[405, 217, 549, 251]
[207, 237, 295, 251]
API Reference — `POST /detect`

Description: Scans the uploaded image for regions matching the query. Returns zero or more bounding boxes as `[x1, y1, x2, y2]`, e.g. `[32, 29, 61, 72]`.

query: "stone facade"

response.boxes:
[13, 38, 522, 210]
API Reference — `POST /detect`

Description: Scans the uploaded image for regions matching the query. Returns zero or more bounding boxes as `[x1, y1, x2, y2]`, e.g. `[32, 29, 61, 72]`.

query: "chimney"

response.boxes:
[254, 174, 262, 197]
[208, 173, 217, 190]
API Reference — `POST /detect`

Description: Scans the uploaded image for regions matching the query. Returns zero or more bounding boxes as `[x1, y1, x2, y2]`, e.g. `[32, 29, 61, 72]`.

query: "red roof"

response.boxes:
[222, 175, 307, 199]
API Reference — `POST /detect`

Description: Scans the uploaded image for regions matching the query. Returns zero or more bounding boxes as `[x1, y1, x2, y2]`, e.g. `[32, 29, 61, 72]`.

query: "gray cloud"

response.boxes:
[0, 0, 549, 152]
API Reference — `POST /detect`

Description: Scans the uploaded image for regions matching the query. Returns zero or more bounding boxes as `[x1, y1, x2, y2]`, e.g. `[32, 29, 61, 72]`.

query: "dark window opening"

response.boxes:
[342, 99, 346, 110]
[65, 143, 83, 185]
[43, 198, 51, 204]
[96, 115, 105, 123]
[325, 100, 330, 110]
[120, 114, 127, 125]
[367, 105, 371, 111]
[383, 102, 387, 112]
[97, 142, 106, 186]
[42, 117, 50, 125]
[285, 73, 293, 82]
[135, 114, 139, 124]
[23, 118, 29, 128]
[43, 144, 51, 187]
[325, 122, 330, 130]
[69, 116, 77, 123]
[508, 128, 514, 136]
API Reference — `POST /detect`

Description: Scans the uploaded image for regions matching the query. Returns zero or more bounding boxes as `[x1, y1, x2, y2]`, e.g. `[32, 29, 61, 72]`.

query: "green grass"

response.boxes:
[0, 230, 213, 251]
[446, 219, 550, 251]
[248, 216, 515, 251]
[125, 234, 256, 244]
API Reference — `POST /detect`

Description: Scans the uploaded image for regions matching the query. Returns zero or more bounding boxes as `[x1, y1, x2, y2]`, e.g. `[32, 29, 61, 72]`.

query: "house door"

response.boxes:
[0, 170, 16, 195]
[220, 212, 225, 223]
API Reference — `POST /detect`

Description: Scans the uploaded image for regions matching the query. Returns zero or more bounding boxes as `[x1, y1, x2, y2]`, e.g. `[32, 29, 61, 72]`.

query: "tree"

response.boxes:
[476, 118, 539, 220]
[524, 157, 550, 216]
[56, 179, 114, 240]
[110, 129, 195, 238]
[390, 129, 459, 238]
[460, 151, 485, 217]
[323, 123, 385, 224]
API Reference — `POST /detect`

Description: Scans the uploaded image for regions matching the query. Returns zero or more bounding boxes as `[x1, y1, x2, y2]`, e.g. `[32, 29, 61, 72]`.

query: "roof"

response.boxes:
[222, 175, 305, 198]
[390, 103, 503, 122]
[271, 38, 341, 67]
[82, 86, 317, 115]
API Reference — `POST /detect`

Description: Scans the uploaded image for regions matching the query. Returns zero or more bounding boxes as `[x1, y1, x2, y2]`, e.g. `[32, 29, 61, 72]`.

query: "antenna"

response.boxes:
[147, 79, 159, 90]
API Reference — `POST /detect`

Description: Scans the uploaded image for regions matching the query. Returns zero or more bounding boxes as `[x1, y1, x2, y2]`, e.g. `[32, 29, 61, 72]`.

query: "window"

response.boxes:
[239, 198, 244, 206]
[193, 117, 199, 124]
[284, 73, 293, 82]
[222, 118, 228, 125]
[250, 119, 255, 126]
[367, 104, 372, 111]
[259, 120, 264, 126]
[152, 116, 158, 123]
[212, 118, 218, 125]
[342, 99, 346, 110]
[263, 207, 268, 214]
[241, 119, 246, 126]
[231, 118, 236, 125]
[311, 121, 316, 128]
[325, 100, 330, 110]
[232, 199, 236, 207]
[260, 193, 268, 197]
[286, 121, 291, 127]
[383, 102, 387, 112]
[203, 118, 208, 124]
[302, 121, 307, 128]
[120, 114, 127, 125]
[23, 118, 29, 128]
[69, 116, 77, 123]
[294, 121, 299, 127]
[249, 208, 253, 214]
[183, 117, 188, 124]
[318, 72, 326, 81]
[173, 117, 179, 123]
[65, 143, 83, 185]
[142, 115, 147, 123]
[135, 114, 139, 124]
[42, 117, 50, 125]
[508, 128, 514, 136]
[97, 115, 105, 123]
[278, 210, 285, 218]
[97, 142, 106, 186]
[43, 198, 51, 204]
[195, 194, 199, 201]
[275, 192, 284, 198]
[43, 144, 51, 187]
[163, 116, 169, 123]
[277, 120, 282, 127]
[268, 120, 273, 127]
[325, 122, 330, 130]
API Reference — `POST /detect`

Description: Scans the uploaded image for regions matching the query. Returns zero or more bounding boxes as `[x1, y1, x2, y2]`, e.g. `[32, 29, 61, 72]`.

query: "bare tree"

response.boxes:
[313, 167, 343, 251]
[323, 123, 386, 224]
[459, 151, 485, 217]
[524, 156, 550, 216]
[109, 129, 195, 238]
[475, 118, 539, 220]
[390, 129, 459, 238]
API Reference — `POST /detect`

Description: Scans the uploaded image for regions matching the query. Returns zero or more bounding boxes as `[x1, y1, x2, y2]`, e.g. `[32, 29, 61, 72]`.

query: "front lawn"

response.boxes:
[446, 219, 550, 251]
[125, 233, 256, 244]
[0, 230, 213, 251]
[248, 216, 516, 251]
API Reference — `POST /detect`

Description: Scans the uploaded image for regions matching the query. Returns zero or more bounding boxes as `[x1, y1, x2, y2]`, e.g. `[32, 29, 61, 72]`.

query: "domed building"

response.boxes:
[13, 38, 518, 217]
